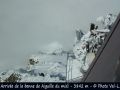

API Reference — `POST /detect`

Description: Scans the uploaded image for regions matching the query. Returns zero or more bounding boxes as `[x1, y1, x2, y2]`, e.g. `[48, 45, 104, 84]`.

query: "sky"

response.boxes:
[0, 0, 120, 71]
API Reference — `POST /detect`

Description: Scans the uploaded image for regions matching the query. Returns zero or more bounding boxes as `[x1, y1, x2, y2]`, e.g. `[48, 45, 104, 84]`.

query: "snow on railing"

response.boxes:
[66, 14, 117, 82]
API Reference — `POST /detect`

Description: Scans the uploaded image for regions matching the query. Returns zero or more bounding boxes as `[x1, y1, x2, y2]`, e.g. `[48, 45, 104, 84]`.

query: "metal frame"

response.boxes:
[81, 13, 120, 82]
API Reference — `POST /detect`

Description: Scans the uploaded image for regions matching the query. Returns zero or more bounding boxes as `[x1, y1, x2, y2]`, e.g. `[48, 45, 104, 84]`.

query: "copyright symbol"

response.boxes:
[93, 84, 97, 88]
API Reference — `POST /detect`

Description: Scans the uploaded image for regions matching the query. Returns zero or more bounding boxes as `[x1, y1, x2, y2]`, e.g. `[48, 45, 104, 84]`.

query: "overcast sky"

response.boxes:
[0, 0, 120, 71]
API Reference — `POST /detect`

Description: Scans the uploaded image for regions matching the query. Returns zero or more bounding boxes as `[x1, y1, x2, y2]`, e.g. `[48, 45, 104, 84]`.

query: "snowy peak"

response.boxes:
[67, 13, 117, 81]
[0, 13, 117, 82]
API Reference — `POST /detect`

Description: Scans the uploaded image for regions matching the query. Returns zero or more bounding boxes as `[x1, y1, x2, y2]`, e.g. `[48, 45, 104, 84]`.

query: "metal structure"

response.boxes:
[66, 13, 120, 82]
[81, 13, 120, 82]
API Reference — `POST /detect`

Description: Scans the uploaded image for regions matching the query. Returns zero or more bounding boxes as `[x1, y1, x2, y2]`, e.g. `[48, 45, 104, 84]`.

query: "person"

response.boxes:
[90, 23, 97, 37]
[95, 26, 98, 30]
[90, 23, 95, 31]
[86, 42, 90, 53]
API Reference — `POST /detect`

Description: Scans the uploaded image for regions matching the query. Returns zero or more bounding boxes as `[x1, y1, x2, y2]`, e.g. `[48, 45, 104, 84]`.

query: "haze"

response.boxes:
[0, 0, 120, 71]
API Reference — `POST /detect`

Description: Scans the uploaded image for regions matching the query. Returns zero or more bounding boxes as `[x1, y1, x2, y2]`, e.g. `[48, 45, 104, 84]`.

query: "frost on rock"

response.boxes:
[24, 51, 67, 82]
[0, 41, 67, 82]
[0, 70, 21, 82]
[0, 13, 117, 82]
[74, 29, 84, 44]
[96, 14, 117, 29]
[66, 14, 117, 81]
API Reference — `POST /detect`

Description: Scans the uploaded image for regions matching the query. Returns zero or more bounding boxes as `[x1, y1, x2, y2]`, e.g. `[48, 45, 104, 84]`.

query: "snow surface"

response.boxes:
[0, 54, 67, 82]
[96, 14, 117, 29]
[0, 14, 117, 82]
[66, 14, 117, 81]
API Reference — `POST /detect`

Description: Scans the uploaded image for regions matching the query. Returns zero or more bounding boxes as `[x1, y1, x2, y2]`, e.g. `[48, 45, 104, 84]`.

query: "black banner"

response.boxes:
[0, 83, 120, 89]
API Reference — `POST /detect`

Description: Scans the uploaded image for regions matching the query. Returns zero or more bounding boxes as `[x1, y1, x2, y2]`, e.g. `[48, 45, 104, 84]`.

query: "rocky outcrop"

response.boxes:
[4, 73, 21, 82]
[67, 14, 117, 81]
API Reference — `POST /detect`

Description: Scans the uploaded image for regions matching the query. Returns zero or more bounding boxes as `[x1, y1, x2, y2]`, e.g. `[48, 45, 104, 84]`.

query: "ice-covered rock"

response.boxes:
[67, 13, 117, 81]
[96, 14, 117, 29]
[75, 29, 84, 44]
[0, 52, 67, 82]
[96, 16, 105, 24]
[0, 13, 117, 82]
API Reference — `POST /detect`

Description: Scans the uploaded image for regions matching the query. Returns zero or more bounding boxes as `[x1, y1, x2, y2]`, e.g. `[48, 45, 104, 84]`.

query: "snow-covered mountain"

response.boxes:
[0, 14, 117, 82]
[0, 42, 67, 82]
[67, 13, 117, 81]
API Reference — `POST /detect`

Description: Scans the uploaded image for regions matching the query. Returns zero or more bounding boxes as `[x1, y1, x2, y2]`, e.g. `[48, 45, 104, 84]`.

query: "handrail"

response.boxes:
[82, 13, 120, 82]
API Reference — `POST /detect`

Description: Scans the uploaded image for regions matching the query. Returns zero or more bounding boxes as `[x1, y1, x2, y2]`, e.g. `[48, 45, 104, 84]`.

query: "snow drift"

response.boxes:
[0, 13, 117, 82]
